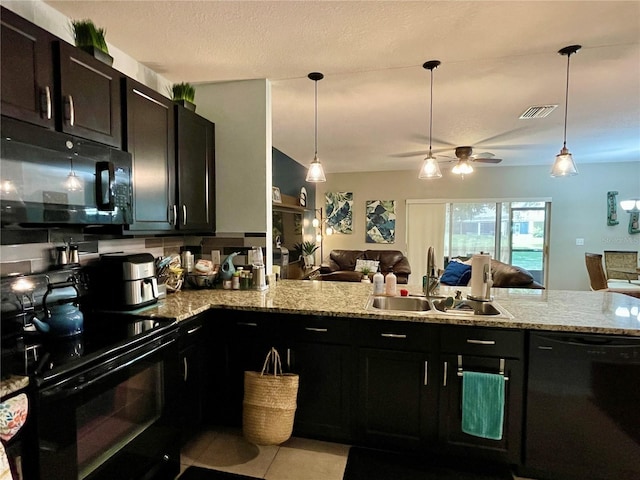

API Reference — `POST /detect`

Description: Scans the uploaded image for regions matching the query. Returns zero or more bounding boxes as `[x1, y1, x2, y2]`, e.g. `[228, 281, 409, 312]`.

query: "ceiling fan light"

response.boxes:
[306, 156, 326, 182]
[550, 147, 578, 177]
[418, 155, 442, 179]
[452, 160, 473, 175]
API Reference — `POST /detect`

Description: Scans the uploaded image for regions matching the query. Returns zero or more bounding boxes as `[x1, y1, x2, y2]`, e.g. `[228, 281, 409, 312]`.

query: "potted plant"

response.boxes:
[360, 266, 372, 283]
[293, 241, 319, 268]
[171, 82, 196, 111]
[71, 19, 113, 66]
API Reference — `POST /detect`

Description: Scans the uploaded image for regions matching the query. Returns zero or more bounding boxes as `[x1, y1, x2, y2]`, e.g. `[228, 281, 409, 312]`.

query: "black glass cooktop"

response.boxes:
[19, 311, 177, 384]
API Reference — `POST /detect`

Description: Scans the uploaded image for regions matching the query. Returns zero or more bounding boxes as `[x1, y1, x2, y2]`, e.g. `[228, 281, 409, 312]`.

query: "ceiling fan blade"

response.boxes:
[472, 152, 495, 158]
[473, 158, 502, 164]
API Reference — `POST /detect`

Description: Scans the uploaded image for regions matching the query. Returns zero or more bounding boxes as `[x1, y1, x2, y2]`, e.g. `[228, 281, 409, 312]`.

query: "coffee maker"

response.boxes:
[96, 253, 158, 310]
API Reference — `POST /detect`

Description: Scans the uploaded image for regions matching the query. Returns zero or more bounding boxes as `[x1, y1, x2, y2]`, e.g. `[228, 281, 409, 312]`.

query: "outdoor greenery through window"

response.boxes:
[444, 201, 548, 285]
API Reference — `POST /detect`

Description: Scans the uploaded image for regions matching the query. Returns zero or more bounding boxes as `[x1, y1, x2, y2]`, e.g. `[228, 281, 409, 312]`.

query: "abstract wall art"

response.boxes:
[325, 192, 353, 234]
[366, 200, 396, 243]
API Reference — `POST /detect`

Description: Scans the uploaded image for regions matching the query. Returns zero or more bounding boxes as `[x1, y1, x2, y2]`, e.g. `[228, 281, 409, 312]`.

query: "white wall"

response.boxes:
[316, 162, 640, 291]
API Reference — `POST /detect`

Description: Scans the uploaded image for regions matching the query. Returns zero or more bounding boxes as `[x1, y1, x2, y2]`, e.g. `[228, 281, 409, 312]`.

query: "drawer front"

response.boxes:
[282, 315, 351, 345]
[440, 326, 523, 358]
[226, 311, 278, 340]
[357, 319, 437, 351]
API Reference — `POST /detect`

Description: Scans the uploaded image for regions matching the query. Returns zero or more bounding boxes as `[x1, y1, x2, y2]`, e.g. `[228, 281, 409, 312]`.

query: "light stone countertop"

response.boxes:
[127, 280, 640, 336]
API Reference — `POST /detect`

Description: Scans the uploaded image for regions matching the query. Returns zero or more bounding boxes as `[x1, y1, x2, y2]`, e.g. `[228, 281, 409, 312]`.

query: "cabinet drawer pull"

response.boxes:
[443, 361, 448, 387]
[380, 333, 407, 339]
[186, 325, 202, 335]
[65, 95, 75, 126]
[305, 327, 328, 333]
[466, 339, 496, 345]
[424, 361, 428, 386]
[237, 322, 258, 327]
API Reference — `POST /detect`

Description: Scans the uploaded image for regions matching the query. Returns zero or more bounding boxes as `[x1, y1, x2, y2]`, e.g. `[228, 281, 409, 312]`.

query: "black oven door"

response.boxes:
[32, 330, 180, 480]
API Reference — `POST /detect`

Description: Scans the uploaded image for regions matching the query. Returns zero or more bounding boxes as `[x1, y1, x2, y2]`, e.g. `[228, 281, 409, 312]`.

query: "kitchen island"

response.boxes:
[134, 279, 640, 336]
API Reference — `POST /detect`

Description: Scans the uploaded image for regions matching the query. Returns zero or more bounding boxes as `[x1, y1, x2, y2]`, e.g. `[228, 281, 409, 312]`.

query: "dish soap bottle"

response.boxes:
[384, 271, 397, 296]
[373, 270, 385, 295]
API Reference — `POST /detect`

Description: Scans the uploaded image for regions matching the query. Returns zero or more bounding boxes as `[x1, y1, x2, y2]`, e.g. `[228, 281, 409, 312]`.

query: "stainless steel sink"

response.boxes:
[366, 295, 513, 319]
[367, 295, 432, 312]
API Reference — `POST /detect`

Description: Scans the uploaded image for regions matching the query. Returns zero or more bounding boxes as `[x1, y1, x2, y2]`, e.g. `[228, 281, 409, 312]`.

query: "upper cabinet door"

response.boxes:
[176, 106, 216, 232]
[124, 78, 175, 232]
[54, 41, 122, 148]
[1, 7, 55, 128]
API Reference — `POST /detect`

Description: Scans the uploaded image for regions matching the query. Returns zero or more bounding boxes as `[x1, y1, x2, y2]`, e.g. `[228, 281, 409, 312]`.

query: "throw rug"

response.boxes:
[178, 466, 261, 480]
[342, 447, 513, 480]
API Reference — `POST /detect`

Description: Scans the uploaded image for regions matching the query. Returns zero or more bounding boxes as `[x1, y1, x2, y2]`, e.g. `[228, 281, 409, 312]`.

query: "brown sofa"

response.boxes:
[442, 257, 544, 289]
[318, 249, 411, 283]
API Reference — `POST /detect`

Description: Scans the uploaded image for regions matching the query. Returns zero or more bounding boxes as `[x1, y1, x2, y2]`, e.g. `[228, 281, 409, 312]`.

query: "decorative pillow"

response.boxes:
[440, 261, 472, 286]
[355, 259, 380, 273]
[0, 393, 28, 441]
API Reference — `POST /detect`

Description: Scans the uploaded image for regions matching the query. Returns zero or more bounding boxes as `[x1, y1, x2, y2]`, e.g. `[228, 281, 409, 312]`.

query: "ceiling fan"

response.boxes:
[440, 146, 502, 175]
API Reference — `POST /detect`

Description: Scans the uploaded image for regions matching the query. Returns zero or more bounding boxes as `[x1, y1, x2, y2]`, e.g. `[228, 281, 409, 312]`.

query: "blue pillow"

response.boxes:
[440, 261, 472, 286]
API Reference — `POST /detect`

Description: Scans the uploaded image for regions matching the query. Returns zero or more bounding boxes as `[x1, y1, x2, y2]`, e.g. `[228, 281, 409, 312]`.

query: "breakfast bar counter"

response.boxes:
[130, 279, 640, 336]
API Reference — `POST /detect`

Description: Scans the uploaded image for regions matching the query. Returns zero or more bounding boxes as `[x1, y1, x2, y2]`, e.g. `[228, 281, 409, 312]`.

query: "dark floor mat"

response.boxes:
[177, 466, 261, 480]
[342, 447, 513, 480]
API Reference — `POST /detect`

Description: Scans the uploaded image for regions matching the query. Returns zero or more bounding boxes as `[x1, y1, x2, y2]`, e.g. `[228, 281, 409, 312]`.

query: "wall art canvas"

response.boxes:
[325, 192, 353, 234]
[366, 200, 396, 243]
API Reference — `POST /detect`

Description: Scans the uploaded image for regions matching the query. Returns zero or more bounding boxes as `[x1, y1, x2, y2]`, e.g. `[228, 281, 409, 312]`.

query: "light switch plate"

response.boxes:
[576, 238, 585, 246]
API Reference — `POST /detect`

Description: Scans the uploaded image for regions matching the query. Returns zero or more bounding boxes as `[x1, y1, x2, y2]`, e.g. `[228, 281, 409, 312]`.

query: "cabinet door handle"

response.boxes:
[287, 348, 292, 370]
[305, 327, 328, 333]
[466, 339, 496, 345]
[41, 86, 52, 119]
[183, 357, 188, 382]
[65, 95, 75, 126]
[237, 322, 258, 327]
[172, 205, 177, 226]
[443, 361, 448, 387]
[424, 361, 428, 386]
[186, 325, 202, 335]
[182, 205, 187, 225]
[381, 333, 407, 339]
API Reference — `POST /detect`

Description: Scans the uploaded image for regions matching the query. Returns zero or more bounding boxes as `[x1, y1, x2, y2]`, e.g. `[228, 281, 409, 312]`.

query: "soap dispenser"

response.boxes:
[384, 271, 397, 296]
[373, 269, 384, 295]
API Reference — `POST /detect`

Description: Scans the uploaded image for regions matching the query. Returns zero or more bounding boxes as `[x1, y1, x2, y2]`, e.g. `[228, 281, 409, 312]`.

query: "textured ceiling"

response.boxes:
[44, 1, 640, 174]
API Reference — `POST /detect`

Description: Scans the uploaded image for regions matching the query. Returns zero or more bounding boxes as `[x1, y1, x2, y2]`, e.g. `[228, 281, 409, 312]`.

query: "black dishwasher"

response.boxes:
[525, 333, 640, 480]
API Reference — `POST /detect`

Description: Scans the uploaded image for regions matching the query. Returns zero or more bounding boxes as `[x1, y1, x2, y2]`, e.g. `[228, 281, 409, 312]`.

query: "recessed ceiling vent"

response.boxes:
[519, 105, 558, 119]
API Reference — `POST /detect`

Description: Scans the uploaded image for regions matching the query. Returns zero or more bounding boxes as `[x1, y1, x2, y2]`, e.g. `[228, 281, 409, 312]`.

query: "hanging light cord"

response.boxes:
[314, 78, 319, 158]
[428, 67, 434, 153]
[562, 52, 572, 148]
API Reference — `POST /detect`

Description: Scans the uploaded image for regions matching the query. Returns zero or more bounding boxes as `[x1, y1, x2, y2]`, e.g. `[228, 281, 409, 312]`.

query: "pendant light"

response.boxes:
[305, 72, 326, 183]
[64, 156, 83, 191]
[418, 60, 442, 179]
[550, 45, 581, 177]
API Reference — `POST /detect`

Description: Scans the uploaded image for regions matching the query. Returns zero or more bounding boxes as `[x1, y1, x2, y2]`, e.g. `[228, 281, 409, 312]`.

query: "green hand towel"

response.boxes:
[461, 371, 505, 440]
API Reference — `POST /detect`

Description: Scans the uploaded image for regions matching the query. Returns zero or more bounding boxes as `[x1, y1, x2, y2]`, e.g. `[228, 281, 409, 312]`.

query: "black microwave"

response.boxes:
[0, 116, 132, 226]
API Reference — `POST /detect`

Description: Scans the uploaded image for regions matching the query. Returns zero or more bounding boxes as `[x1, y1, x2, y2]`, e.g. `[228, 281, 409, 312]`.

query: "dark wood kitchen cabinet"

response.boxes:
[356, 319, 439, 451]
[178, 314, 208, 445]
[1, 7, 55, 129]
[1, 8, 122, 147]
[175, 105, 216, 232]
[281, 316, 353, 442]
[54, 41, 122, 148]
[123, 77, 176, 232]
[438, 326, 524, 464]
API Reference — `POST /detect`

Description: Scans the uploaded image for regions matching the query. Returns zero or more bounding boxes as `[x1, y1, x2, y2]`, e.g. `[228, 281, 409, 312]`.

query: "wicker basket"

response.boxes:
[243, 348, 299, 445]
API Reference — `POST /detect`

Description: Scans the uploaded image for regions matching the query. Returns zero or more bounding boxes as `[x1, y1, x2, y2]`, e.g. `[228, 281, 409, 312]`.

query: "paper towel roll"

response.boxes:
[470, 254, 492, 299]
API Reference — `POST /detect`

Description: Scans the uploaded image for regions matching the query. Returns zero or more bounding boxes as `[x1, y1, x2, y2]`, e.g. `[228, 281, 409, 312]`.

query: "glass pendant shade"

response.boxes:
[418, 155, 442, 179]
[64, 171, 83, 191]
[550, 146, 578, 177]
[305, 155, 326, 182]
[451, 160, 473, 175]
[620, 199, 640, 212]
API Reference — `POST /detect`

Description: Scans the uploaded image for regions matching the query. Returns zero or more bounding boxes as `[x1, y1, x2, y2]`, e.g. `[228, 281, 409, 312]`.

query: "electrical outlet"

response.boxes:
[576, 238, 585, 246]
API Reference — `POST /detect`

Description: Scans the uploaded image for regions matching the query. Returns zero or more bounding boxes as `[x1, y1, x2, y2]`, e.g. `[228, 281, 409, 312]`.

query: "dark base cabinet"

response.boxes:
[283, 316, 353, 442]
[178, 314, 208, 444]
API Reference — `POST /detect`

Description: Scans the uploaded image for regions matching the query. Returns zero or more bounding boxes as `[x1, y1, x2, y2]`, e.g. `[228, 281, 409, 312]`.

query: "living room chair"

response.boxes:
[585, 253, 640, 298]
[603, 250, 639, 284]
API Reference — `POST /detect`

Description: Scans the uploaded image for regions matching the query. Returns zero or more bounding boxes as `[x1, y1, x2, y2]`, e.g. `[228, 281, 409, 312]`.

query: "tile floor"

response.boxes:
[179, 427, 536, 480]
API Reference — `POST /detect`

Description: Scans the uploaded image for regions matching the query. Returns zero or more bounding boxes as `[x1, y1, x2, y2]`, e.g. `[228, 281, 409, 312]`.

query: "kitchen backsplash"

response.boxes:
[0, 234, 266, 277]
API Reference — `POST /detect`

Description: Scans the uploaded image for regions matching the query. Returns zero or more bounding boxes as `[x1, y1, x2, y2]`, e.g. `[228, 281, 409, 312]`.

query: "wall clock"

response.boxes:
[299, 187, 307, 207]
